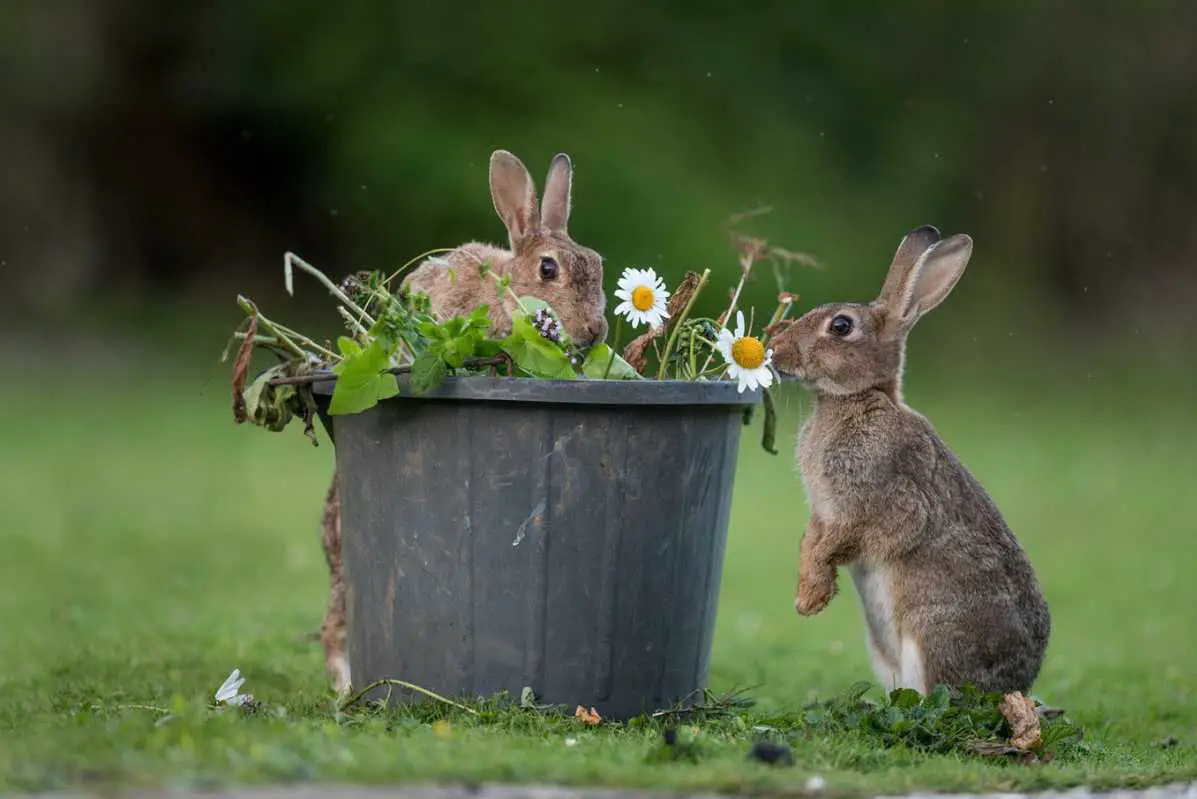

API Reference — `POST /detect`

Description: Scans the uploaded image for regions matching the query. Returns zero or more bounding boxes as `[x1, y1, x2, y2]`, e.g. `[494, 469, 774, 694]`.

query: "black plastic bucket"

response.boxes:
[314, 376, 757, 720]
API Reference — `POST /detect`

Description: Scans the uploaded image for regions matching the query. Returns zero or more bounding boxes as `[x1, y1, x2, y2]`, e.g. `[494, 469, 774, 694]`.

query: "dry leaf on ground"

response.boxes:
[574, 705, 601, 726]
[999, 691, 1042, 750]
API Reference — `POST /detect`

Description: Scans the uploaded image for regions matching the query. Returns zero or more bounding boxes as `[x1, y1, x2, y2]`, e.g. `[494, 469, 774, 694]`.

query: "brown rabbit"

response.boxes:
[320, 149, 609, 694]
[765, 225, 1050, 695]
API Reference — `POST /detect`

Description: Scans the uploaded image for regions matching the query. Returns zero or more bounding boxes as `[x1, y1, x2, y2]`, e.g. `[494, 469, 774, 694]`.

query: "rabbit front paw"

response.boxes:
[795, 575, 836, 616]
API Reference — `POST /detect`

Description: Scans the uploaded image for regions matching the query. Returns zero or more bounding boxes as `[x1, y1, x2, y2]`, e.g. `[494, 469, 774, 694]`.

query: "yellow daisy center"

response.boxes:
[731, 336, 765, 369]
[631, 285, 655, 311]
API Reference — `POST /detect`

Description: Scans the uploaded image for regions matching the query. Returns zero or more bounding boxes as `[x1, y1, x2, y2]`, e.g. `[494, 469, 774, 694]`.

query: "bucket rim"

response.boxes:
[309, 372, 763, 407]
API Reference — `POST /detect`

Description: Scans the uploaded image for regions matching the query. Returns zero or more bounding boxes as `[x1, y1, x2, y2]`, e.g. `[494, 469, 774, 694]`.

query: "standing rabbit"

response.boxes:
[320, 149, 609, 694]
[765, 226, 1050, 695]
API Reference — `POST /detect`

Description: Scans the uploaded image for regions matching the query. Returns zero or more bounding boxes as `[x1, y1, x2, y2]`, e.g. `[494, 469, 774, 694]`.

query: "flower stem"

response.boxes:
[761, 300, 794, 346]
[384, 247, 456, 287]
[337, 306, 371, 338]
[284, 252, 377, 327]
[269, 319, 340, 361]
[603, 316, 623, 379]
[656, 268, 710, 381]
[698, 261, 752, 375]
[237, 296, 308, 359]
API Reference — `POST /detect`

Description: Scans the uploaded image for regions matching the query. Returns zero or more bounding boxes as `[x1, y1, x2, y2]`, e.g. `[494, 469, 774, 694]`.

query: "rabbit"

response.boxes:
[764, 225, 1051, 696]
[320, 149, 609, 694]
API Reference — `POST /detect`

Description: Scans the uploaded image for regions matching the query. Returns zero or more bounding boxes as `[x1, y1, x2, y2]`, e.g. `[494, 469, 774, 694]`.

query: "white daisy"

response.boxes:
[613, 267, 670, 329]
[214, 668, 251, 707]
[716, 310, 774, 393]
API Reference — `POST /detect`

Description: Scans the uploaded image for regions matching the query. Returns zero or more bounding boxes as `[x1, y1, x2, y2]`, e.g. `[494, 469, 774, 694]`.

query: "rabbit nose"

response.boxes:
[587, 319, 609, 344]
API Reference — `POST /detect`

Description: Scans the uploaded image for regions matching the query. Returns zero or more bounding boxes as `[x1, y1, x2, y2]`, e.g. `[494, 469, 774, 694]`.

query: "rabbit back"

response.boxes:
[403, 242, 519, 337]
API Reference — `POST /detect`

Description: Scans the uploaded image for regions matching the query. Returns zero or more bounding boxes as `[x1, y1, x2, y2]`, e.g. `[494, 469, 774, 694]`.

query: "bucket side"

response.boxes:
[335, 395, 746, 719]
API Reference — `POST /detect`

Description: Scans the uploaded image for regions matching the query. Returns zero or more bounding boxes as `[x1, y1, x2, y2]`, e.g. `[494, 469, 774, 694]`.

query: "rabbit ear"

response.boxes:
[877, 224, 941, 307]
[884, 233, 973, 331]
[490, 150, 539, 245]
[541, 153, 573, 233]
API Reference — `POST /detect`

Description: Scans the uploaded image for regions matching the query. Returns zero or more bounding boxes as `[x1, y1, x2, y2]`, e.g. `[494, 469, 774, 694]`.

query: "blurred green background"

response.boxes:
[2, 1, 1196, 790]
[5, 0, 1197, 343]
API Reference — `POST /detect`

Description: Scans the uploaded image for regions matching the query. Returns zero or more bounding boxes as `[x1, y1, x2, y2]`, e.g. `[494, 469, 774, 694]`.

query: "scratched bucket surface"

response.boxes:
[314, 375, 758, 720]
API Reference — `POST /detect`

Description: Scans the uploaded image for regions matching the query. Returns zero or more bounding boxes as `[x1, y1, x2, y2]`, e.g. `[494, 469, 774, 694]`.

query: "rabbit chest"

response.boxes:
[797, 412, 924, 691]
[795, 414, 849, 523]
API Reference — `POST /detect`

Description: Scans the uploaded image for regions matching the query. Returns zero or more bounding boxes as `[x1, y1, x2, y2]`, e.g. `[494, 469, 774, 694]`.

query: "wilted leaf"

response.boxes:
[242, 364, 299, 432]
[297, 383, 320, 447]
[231, 316, 258, 423]
[760, 386, 779, 455]
[666, 271, 702, 319]
[574, 705, 601, 726]
[621, 326, 663, 374]
[999, 691, 1042, 750]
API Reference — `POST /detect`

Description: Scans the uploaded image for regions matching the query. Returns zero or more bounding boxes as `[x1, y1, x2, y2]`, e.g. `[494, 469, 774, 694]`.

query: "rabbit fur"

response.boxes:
[766, 225, 1051, 695]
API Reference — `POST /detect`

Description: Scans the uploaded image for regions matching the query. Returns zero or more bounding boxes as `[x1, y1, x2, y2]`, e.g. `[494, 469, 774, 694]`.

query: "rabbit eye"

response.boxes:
[539, 256, 559, 280]
[828, 315, 854, 337]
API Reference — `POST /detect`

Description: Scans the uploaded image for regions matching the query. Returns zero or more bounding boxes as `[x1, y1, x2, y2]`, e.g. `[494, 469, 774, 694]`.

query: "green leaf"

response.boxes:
[474, 340, 502, 359]
[329, 338, 399, 415]
[418, 320, 449, 341]
[440, 335, 471, 368]
[889, 688, 922, 710]
[336, 336, 363, 358]
[467, 305, 491, 327]
[410, 351, 449, 395]
[516, 297, 573, 347]
[517, 296, 553, 316]
[580, 343, 640, 380]
[500, 314, 574, 379]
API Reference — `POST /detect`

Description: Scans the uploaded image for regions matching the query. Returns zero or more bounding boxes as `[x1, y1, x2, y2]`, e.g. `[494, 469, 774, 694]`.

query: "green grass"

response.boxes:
[1, 335, 1195, 795]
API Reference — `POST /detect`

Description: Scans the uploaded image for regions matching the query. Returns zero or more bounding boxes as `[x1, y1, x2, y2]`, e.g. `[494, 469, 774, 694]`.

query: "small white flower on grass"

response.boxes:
[716, 311, 774, 393]
[613, 267, 670, 329]
[805, 775, 827, 792]
[564, 737, 578, 747]
[214, 668, 252, 707]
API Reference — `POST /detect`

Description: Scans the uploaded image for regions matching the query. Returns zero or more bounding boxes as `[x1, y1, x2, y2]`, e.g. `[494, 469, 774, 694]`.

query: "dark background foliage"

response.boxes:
[5, 0, 1196, 350]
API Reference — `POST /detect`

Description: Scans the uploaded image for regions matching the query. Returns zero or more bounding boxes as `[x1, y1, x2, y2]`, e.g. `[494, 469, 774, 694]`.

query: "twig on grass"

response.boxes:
[91, 703, 171, 715]
[651, 685, 759, 720]
[339, 679, 479, 716]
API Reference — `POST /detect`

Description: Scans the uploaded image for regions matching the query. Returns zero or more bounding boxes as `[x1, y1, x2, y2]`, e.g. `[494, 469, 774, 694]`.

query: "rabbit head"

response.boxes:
[488, 150, 609, 346]
[767, 225, 972, 398]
